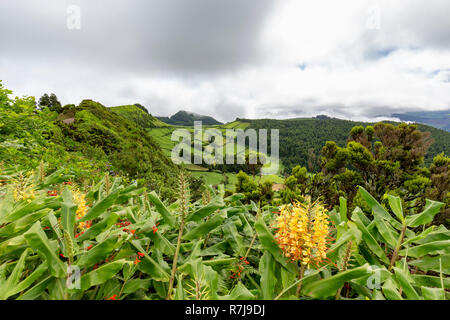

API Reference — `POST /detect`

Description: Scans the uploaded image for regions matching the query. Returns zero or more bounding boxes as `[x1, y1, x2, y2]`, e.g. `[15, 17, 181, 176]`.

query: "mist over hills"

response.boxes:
[392, 110, 450, 132]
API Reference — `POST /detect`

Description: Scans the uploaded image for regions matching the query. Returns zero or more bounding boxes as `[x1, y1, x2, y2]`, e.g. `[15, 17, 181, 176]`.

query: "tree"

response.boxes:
[39, 93, 62, 113]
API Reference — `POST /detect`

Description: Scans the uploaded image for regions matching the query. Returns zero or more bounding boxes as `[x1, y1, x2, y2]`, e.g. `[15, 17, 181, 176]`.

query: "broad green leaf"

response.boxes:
[222, 221, 245, 256]
[387, 194, 403, 222]
[183, 215, 224, 241]
[0, 208, 50, 238]
[61, 187, 77, 239]
[409, 254, 450, 274]
[411, 275, 450, 289]
[0, 248, 29, 299]
[400, 240, 450, 258]
[147, 191, 176, 227]
[382, 278, 403, 300]
[221, 282, 255, 300]
[130, 240, 170, 282]
[16, 276, 53, 300]
[351, 209, 389, 264]
[77, 236, 122, 268]
[23, 222, 66, 278]
[187, 200, 224, 222]
[174, 275, 185, 300]
[392, 267, 421, 300]
[202, 257, 237, 266]
[374, 217, 398, 248]
[77, 212, 119, 242]
[4, 263, 47, 299]
[302, 264, 371, 298]
[339, 196, 348, 223]
[123, 279, 152, 294]
[79, 190, 120, 222]
[259, 251, 277, 300]
[79, 260, 127, 291]
[405, 199, 444, 227]
[421, 287, 445, 300]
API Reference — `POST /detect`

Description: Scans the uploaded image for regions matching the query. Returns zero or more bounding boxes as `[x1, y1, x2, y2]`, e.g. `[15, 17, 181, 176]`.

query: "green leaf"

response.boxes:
[0, 208, 50, 238]
[259, 251, 277, 300]
[421, 287, 445, 300]
[221, 282, 255, 300]
[123, 279, 152, 294]
[351, 208, 389, 264]
[222, 221, 245, 256]
[405, 199, 444, 227]
[0, 248, 29, 299]
[77, 236, 122, 268]
[392, 267, 421, 300]
[130, 240, 170, 282]
[382, 278, 403, 300]
[374, 216, 398, 248]
[409, 254, 450, 274]
[183, 215, 224, 241]
[79, 260, 127, 291]
[61, 187, 77, 239]
[339, 197, 348, 223]
[202, 257, 237, 266]
[79, 190, 120, 222]
[302, 264, 371, 298]
[23, 221, 66, 278]
[147, 191, 176, 227]
[4, 263, 47, 299]
[77, 212, 119, 242]
[401, 240, 450, 258]
[16, 276, 53, 300]
[254, 217, 297, 274]
[411, 275, 450, 289]
[187, 200, 224, 222]
[386, 194, 404, 222]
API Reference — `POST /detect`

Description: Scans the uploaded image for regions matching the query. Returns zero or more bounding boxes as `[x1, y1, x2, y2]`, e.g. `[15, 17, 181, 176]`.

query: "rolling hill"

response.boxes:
[157, 110, 223, 126]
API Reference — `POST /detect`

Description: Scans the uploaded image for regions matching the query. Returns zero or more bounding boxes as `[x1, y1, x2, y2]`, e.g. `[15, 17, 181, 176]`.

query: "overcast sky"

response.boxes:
[1, 0, 449, 122]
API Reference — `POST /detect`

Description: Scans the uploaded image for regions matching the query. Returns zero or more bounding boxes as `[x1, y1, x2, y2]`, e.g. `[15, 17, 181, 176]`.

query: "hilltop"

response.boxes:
[109, 104, 170, 128]
[157, 110, 223, 126]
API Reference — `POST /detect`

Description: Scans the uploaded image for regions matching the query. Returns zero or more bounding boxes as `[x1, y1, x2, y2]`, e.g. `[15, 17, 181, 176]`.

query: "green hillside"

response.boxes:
[242, 117, 450, 172]
[143, 116, 450, 174]
[110, 104, 170, 128]
[57, 100, 180, 199]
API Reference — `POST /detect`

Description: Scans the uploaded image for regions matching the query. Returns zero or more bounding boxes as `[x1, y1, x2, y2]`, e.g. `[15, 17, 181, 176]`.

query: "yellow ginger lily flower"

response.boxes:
[274, 198, 331, 267]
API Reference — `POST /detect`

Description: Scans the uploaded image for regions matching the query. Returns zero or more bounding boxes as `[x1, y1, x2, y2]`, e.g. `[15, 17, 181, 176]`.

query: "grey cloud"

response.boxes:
[0, 0, 276, 76]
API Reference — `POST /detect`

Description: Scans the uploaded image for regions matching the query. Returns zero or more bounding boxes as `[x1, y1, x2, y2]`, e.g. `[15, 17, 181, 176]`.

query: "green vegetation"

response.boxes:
[0, 164, 448, 300]
[0, 81, 448, 300]
[110, 104, 170, 129]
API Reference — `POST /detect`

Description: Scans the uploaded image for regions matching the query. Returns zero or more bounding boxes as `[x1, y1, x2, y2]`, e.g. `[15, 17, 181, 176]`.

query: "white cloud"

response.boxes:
[0, 0, 449, 122]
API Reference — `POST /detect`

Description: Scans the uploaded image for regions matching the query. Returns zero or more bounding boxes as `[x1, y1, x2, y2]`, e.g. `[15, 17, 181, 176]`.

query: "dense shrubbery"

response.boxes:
[0, 164, 448, 300]
[1, 81, 449, 300]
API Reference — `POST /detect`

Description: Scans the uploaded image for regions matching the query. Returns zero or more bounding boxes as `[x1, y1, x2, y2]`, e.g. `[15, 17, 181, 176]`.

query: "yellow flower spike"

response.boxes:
[274, 198, 331, 267]
[72, 189, 89, 231]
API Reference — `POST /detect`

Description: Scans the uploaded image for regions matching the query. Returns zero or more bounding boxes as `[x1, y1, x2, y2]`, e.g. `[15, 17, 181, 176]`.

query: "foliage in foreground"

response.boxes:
[0, 164, 448, 300]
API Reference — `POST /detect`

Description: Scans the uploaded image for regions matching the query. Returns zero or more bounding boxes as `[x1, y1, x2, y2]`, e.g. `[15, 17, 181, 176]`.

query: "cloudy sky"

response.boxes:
[1, 0, 449, 122]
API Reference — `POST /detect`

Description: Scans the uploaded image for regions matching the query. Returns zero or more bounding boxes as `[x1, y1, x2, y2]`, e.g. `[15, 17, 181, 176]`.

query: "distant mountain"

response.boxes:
[109, 104, 169, 128]
[157, 110, 223, 126]
[392, 110, 450, 132]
